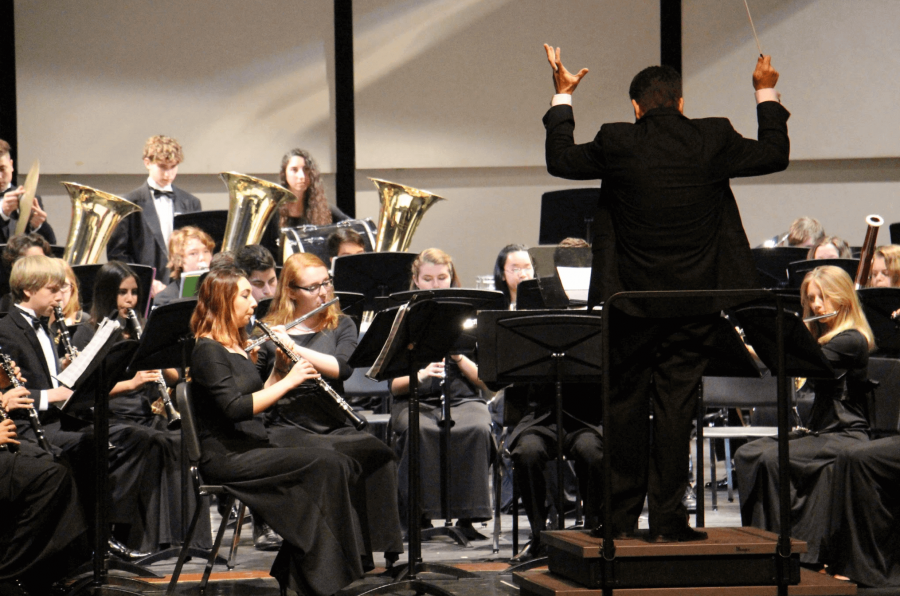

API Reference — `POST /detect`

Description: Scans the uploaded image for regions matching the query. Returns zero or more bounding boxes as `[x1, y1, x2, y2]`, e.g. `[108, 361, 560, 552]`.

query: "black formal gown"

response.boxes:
[191, 337, 365, 596]
[821, 436, 900, 587]
[391, 351, 494, 522]
[258, 316, 403, 560]
[0, 440, 87, 591]
[734, 329, 871, 564]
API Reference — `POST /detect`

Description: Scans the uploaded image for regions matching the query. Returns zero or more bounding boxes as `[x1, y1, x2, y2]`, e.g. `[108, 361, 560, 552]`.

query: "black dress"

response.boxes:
[191, 337, 365, 596]
[258, 316, 403, 560]
[821, 436, 900, 587]
[391, 352, 494, 522]
[734, 329, 871, 564]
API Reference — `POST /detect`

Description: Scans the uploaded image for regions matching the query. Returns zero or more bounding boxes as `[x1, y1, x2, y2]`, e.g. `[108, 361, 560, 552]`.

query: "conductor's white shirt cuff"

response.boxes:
[551, 94, 572, 107]
[755, 88, 780, 104]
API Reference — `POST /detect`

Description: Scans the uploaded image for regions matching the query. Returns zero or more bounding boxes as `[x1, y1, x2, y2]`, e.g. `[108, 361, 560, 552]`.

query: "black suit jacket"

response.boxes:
[0, 191, 57, 244]
[106, 181, 202, 282]
[544, 101, 790, 317]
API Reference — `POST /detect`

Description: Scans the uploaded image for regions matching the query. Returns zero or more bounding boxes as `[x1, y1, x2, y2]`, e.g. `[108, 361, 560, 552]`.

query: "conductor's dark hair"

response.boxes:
[494, 244, 532, 302]
[234, 244, 275, 276]
[91, 261, 139, 329]
[629, 65, 682, 112]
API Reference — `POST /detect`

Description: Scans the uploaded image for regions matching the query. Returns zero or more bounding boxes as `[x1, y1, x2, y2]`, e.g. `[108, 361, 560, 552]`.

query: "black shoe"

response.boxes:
[649, 526, 708, 543]
[253, 520, 283, 551]
[704, 478, 732, 491]
[456, 519, 488, 541]
[108, 537, 152, 560]
[682, 484, 697, 513]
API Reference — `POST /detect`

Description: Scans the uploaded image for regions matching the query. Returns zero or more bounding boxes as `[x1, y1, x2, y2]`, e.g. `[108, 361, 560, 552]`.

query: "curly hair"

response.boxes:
[142, 135, 184, 165]
[278, 148, 332, 227]
[166, 226, 214, 281]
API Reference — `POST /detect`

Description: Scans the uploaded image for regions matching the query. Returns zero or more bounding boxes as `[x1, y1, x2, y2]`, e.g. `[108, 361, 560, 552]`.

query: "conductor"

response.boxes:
[542, 46, 789, 542]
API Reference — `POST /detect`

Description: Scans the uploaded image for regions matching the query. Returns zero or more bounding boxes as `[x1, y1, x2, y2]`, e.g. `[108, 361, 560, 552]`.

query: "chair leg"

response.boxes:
[511, 460, 519, 555]
[166, 494, 208, 596]
[227, 501, 247, 569]
[724, 439, 735, 502]
[201, 494, 235, 592]
[492, 456, 501, 553]
[709, 437, 718, 512]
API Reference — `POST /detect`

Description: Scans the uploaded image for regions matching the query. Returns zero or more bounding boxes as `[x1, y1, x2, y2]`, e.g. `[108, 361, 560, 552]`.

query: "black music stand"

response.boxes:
[751, 247, 808, 288]
[478, 310, 603, 570]
[175, 210, 228, 254]
[786, 258, 859, 288]
[332, 252, 418, 313]
[123, 300, 225, 569]
[858, 287, 900, 356]
[388, 289, 505, 546]
[65, 340, 158, 596]
[351, 296, 480, 596]
[335, 291, 366, 330]
[255, 297, 273, 321]
[539, 188, 600, 245]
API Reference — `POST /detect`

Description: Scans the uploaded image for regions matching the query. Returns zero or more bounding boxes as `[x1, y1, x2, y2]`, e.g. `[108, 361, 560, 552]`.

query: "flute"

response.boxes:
[0, 352, 52, 452]
[249, 319, 367, 431]
[803, 311, 837, 323]
[244, 298, 339, 352]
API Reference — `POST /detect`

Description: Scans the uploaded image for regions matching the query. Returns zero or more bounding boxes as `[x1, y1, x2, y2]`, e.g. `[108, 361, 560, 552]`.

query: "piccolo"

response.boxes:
[53, 306, 79, 361]
[0, 352, 51, 452]
[248, 319, 368, 431]
[803, 312, 838, 323]
[244, 298, 339, 352]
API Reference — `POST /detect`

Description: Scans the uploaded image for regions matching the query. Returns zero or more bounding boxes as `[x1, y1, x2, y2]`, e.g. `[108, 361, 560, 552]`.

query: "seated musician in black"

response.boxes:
[0, 255, 159, 560]
[0, 376, 88, 595]
[255, 253, 403, 567]
[152, 225, 213, 308]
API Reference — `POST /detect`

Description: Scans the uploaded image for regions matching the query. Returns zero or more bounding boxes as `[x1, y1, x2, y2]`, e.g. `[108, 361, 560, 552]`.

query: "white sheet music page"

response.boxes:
[55, 317, 121, 389]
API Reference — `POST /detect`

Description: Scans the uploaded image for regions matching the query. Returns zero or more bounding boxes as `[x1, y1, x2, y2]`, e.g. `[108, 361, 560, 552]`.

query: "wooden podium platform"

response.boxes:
[532, 528, 844, 592]
[514, 568, 856, 596]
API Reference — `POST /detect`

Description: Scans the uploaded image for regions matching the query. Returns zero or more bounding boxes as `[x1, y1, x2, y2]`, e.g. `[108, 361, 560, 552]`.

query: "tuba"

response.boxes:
[61, 182, 142, 265]
[369, 178, 445, 252]
[220, 172, 296, 253]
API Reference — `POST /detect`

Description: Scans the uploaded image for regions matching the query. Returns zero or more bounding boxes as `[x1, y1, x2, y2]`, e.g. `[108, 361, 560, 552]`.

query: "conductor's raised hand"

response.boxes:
[753, 55, 779, 90]
[544, 44, 588, 95]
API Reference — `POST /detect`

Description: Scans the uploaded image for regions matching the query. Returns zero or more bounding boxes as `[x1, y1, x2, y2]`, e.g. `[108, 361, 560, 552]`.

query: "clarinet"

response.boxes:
[126, 309, 182, 431]
[250, 319, 368, 431]
[52, 306, 79, 360]
[0, 403, 18, 453]
[0, 352, 51, 452]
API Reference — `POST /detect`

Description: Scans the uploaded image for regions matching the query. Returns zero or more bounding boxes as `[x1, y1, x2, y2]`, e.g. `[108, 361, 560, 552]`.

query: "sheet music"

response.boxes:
[557, 266, 591, 302]
[55, 317, 121, 389]
[366, 302, 410, 381]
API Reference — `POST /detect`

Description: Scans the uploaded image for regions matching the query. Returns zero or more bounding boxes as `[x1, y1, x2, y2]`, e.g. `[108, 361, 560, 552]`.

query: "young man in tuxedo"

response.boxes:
[106, 135, 202, 296]
[0, 139, 55, 245]
[542, 48, 789, 542]
[0, 255, 160, 560]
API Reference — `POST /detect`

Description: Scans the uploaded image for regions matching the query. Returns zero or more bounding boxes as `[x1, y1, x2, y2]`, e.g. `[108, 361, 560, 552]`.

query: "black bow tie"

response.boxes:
[153, 189, 174, 199]
[28, 314, 51, 334]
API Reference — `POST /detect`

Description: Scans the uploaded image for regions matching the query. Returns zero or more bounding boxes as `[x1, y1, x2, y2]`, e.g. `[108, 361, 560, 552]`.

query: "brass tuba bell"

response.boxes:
[61, 182, 142, 265]
[370, 178, 445, 252]
[219, 172, 296, 253]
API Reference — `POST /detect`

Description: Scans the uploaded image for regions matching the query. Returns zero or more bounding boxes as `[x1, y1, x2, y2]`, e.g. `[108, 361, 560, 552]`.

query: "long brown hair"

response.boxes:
[263, 253, 341, 331]
[278, 148, 331, 227]
[801, 266, 874, 350]
[410, 248, 461, 290]
[190, 267, 248, 348]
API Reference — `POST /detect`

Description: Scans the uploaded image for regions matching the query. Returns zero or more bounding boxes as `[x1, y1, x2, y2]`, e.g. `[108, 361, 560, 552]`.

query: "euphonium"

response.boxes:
[60, 182, 141, 265]
[854, 214, 884, 289]
[220, 172, 296, 253]
[369, 178, 445, 252]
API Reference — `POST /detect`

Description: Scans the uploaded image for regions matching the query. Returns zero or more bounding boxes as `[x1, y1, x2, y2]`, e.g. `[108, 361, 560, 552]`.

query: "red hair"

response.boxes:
[263, 253, 341, 331]
[190, 268, 248, 348]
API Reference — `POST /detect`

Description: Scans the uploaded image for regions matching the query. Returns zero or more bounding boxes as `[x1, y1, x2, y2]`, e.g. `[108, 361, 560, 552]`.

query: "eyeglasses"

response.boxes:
[505, 266, 534, 275]
[289, 278, 334, 294]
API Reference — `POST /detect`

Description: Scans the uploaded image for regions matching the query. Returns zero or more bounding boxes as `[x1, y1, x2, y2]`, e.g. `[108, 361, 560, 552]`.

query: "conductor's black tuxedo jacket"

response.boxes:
[543, 101, 790, 317]
[106, 181, 202, 282]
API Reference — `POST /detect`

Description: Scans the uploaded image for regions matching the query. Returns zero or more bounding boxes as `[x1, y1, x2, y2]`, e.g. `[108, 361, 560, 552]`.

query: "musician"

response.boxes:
[189, 266, 366, 596]
[0, 139, 56, 245]
[868, 245, 900, 288]
[820, 436, 900, 587]
[734, 266, 873, 566]
[390, 248, 494, 539]
[262, 149, 348, 263]
[0, 232, 53, 311]
[774, 216, 825, 248]
[49, 260, 89, 361]
[493, 244, 535, 309]
[542, 46, 788, 541]
[0, 255, 160, 559]
[235, 244, 278, 302]
[152, 225, 214, 308]
[106, 135, 202, 294]
[326, 228, 366, 267]
[807, 235, 852, 260]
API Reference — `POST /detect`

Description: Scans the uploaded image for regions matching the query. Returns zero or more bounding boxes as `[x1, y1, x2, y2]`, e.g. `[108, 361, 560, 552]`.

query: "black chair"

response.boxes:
[167, 383, 247, 596]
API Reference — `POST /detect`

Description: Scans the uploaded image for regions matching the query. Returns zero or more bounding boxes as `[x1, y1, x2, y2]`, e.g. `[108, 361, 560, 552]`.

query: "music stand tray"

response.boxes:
[333, 252, 418, 314]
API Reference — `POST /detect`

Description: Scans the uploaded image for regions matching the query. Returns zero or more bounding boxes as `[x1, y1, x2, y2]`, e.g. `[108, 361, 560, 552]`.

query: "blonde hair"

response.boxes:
[166, 226, 215, 281]
[10, 255, 66, 303]
[871, 245, 900, 288]
[801, 266, 874, 350]
[410, 248, 461, 290]
[143, 135, 184, 165]
[58, 259, 82, 320]
[263, 253, 341, 332]
[785, 217, 824, 247]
